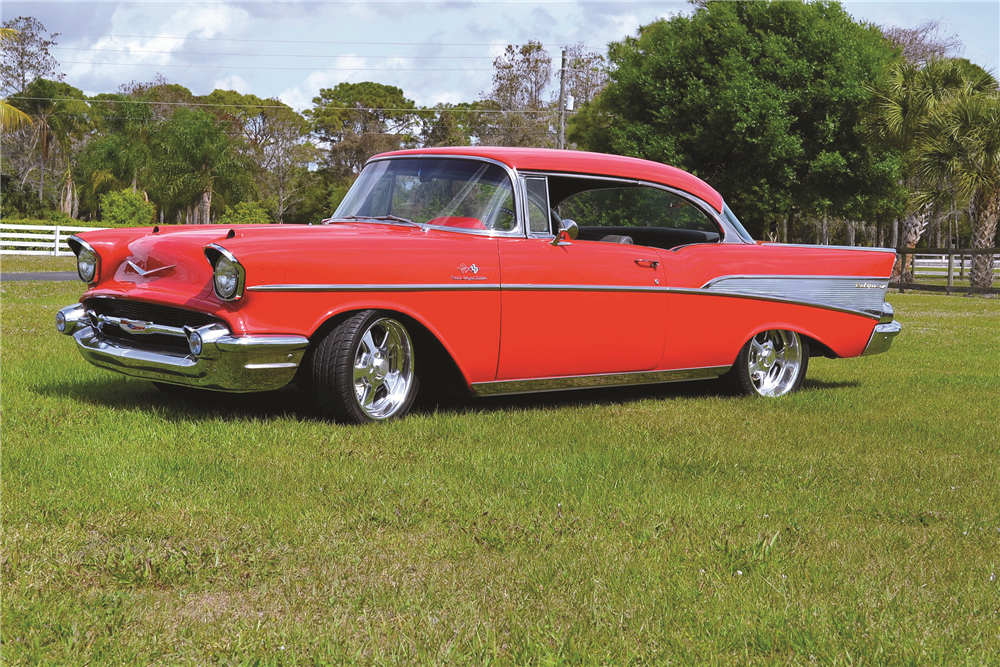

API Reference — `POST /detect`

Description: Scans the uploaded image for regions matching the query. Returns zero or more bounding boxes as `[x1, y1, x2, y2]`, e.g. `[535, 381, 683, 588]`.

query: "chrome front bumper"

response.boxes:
[861, 302, 902, 356]
[56, 303, 310, 392]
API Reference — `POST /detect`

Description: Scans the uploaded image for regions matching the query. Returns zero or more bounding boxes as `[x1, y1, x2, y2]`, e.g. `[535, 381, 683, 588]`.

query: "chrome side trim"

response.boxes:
[471, 366, 730, 397]
[248, 283, 502, 292]
[702, 275, 889, 319]
[861, 321, 902, 356]
[760, 243, 896, 254]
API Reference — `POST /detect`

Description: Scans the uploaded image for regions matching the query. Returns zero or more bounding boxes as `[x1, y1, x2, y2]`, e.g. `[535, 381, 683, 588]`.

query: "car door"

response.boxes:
[496, 177, 666, 380]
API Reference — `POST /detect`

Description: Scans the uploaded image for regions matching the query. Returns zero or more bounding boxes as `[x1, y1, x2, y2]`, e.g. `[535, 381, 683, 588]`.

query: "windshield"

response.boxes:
[332, 158, 518, 233]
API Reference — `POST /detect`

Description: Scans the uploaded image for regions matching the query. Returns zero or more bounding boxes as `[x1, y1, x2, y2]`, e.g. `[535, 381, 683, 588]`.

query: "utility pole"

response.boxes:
[558, 48, 567, 150]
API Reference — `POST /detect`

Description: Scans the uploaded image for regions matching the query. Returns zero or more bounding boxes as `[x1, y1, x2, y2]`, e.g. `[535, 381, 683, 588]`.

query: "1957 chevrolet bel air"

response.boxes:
[56, 147, 901, 423]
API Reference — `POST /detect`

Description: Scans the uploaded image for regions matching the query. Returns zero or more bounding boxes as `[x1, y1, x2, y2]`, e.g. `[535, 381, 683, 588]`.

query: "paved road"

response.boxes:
[1, 271, 78, 282]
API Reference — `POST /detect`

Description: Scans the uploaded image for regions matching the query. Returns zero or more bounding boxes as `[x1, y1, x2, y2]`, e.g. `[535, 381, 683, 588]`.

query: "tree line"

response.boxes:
[2, 2, 998, 288]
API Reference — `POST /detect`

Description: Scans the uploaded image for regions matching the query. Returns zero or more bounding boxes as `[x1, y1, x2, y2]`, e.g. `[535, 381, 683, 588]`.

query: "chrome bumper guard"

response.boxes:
[55, 303, 309, 392]
[861, 302, 902, 356]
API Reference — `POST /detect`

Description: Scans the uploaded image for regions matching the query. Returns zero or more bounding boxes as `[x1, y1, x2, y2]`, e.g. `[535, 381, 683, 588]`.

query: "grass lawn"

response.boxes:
[1, 281, 998, 665]
[0, 255, 77, 273]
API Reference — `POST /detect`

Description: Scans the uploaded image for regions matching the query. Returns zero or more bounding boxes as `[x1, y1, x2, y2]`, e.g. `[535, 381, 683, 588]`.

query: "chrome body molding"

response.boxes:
[55, 303, 308, 392]
[471, 365, 730, 397]
[760, 243, 896, 254]
[701, 275, 889, 319]
[248, 283, 502, 292]
[861, 320, 902, 357]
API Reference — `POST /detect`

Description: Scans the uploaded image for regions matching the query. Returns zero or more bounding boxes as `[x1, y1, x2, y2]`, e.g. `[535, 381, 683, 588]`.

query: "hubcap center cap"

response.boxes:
[761, 345, 776, 369]
[371, 353, 389, 379]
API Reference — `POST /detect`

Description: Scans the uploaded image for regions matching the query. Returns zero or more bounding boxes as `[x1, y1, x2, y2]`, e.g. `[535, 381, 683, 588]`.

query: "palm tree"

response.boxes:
[0, 28, 32, 131]
[867, 58, 996, 280]
[912, 90, 1000, 290]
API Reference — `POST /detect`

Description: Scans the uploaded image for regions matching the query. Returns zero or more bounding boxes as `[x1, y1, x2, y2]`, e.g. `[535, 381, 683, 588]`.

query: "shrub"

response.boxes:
[217, 201, 273, 225]
[99, 189, 156, 227]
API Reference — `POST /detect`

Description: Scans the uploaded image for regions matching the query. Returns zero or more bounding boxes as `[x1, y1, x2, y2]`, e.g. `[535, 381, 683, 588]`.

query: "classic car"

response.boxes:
[56, 147, 901, 423]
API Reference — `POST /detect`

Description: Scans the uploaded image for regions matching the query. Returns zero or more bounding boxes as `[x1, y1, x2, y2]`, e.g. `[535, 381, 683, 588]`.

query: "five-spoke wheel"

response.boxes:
[727, 329, 809, 397]
[312, 310, 418, 423]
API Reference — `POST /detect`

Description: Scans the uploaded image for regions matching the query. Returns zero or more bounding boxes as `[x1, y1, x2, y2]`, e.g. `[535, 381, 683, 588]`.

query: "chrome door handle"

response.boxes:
[634, 259, 659, 269]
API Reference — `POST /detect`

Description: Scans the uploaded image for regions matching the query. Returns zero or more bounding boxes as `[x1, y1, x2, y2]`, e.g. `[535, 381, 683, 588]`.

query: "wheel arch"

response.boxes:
[299, 306, 472, 395]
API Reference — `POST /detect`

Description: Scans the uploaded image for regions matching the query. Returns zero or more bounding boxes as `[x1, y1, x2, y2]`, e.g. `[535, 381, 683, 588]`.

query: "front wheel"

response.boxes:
[312, 310, 418, 423]
[726, 330, 809, 397]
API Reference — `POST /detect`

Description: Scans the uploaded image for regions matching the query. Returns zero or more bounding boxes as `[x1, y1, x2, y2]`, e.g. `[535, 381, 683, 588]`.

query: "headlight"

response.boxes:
[206, 245, 245, 301]
[77, 246, 99, 283]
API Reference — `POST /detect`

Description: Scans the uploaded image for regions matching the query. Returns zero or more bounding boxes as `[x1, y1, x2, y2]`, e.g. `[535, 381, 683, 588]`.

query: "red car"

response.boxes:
[56, 147, 900, 423]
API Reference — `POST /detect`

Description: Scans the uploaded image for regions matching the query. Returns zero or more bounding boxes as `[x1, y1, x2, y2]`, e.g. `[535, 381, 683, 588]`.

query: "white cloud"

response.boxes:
[213, 75, 252, 95]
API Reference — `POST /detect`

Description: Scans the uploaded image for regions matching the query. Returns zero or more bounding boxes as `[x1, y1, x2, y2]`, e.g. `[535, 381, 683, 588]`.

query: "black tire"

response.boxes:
[725, 329, 809, 397]
[311, 310, 418, 423]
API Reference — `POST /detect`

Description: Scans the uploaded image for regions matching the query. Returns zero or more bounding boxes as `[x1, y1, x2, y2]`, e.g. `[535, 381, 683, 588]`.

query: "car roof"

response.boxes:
[376, 146, 724, 212]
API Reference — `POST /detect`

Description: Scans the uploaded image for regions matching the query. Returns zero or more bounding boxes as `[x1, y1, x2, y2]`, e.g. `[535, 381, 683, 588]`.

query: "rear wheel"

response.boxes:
[727, 329, 809, 397]
[312, 310, 418, 423]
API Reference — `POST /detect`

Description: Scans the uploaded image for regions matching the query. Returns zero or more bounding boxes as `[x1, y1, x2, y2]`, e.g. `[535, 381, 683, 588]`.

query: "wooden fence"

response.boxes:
[893, 247, 1000, 294]
[0, 224, 107, 257]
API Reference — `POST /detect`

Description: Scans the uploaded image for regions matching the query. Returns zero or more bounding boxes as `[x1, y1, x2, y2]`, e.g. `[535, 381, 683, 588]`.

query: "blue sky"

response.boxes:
[4, 1, 998, 111]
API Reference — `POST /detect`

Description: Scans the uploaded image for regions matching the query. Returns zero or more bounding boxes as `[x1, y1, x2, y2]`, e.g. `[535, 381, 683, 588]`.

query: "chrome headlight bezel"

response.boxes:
[68, 236, 100, 284]
[205, 244, 246, 302]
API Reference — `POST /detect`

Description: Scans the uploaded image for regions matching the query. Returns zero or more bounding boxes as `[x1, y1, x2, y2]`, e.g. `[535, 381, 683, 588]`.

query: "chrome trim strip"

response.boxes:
[248, 283, 502, 292]
[471, 366, 730, 397]
[861, 321, 902, 356]
[760, 243, 896, 254]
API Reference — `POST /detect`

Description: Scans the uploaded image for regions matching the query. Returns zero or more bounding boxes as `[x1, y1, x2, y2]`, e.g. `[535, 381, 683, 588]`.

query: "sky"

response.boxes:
[4, 1, 999, 112]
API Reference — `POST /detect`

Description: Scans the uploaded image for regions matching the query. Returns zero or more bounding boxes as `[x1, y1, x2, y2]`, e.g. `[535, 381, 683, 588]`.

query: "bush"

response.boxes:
[217, 201, 272, 225]
[99, 189, 156, 227]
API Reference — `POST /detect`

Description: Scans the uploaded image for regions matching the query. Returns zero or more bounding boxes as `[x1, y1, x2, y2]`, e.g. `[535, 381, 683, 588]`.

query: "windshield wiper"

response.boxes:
[372, 215, 419, 226]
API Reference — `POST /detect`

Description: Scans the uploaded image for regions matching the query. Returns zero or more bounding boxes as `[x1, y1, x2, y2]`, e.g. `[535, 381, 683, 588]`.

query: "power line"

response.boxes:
[58, 33, 600, 50]
[59, 60, 499, 72]
[53, 47, 503, 60]
[13, 97, 569, 115]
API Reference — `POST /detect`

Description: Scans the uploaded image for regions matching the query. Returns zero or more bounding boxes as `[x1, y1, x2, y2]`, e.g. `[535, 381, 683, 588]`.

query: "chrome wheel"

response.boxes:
[351, 317, 415, 419]
[726, 329, 809, 398]
[312, 310, 418, 423]
[745, 330, 805, 396]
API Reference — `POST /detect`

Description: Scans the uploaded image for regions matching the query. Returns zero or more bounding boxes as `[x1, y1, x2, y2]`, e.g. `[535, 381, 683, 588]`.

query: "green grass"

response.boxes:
[2, 283, 998, 665]
[0, 255, 77, 273]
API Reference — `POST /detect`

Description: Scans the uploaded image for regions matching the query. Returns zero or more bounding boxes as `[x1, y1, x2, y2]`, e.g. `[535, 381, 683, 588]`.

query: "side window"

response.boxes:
[552, 182, 722, 249]
[555, 186, 717, 234]
[523, 177, 551, 235]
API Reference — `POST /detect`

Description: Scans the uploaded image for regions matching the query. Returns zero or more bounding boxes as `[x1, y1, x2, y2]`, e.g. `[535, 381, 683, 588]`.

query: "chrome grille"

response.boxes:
[84, 298, 221, 328]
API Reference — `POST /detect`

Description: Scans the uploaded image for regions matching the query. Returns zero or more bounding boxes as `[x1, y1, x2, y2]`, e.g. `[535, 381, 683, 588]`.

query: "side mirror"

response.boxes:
[550, 219, 579, 246]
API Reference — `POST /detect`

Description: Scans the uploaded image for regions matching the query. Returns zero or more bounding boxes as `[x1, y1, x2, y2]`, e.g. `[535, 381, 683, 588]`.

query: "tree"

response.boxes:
[476, 41, 553, 147]
[866, 58, 997, 278]
[570, 1, 903, 241]
[1, 28, 32, 131]
[1, 16, 60, 98]
[419, 103, 476, 147]
[306, 82, 417, 176]
[881, 19, 963, 66]
[155, 109, 255, 224]
[204, 90, 318, 223]
[10, 78, 89, 204]
[912, 89, 1000, 290]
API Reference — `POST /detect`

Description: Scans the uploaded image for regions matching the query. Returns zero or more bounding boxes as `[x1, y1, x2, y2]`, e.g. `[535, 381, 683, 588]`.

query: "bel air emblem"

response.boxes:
[119, 318, 153, 333]
[855, 282, 887, 289]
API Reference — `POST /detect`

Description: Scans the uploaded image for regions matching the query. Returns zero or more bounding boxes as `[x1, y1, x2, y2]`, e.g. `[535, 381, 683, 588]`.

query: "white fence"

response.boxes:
[914, 253, 1000, 280]
[0, 224, 107, 257]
